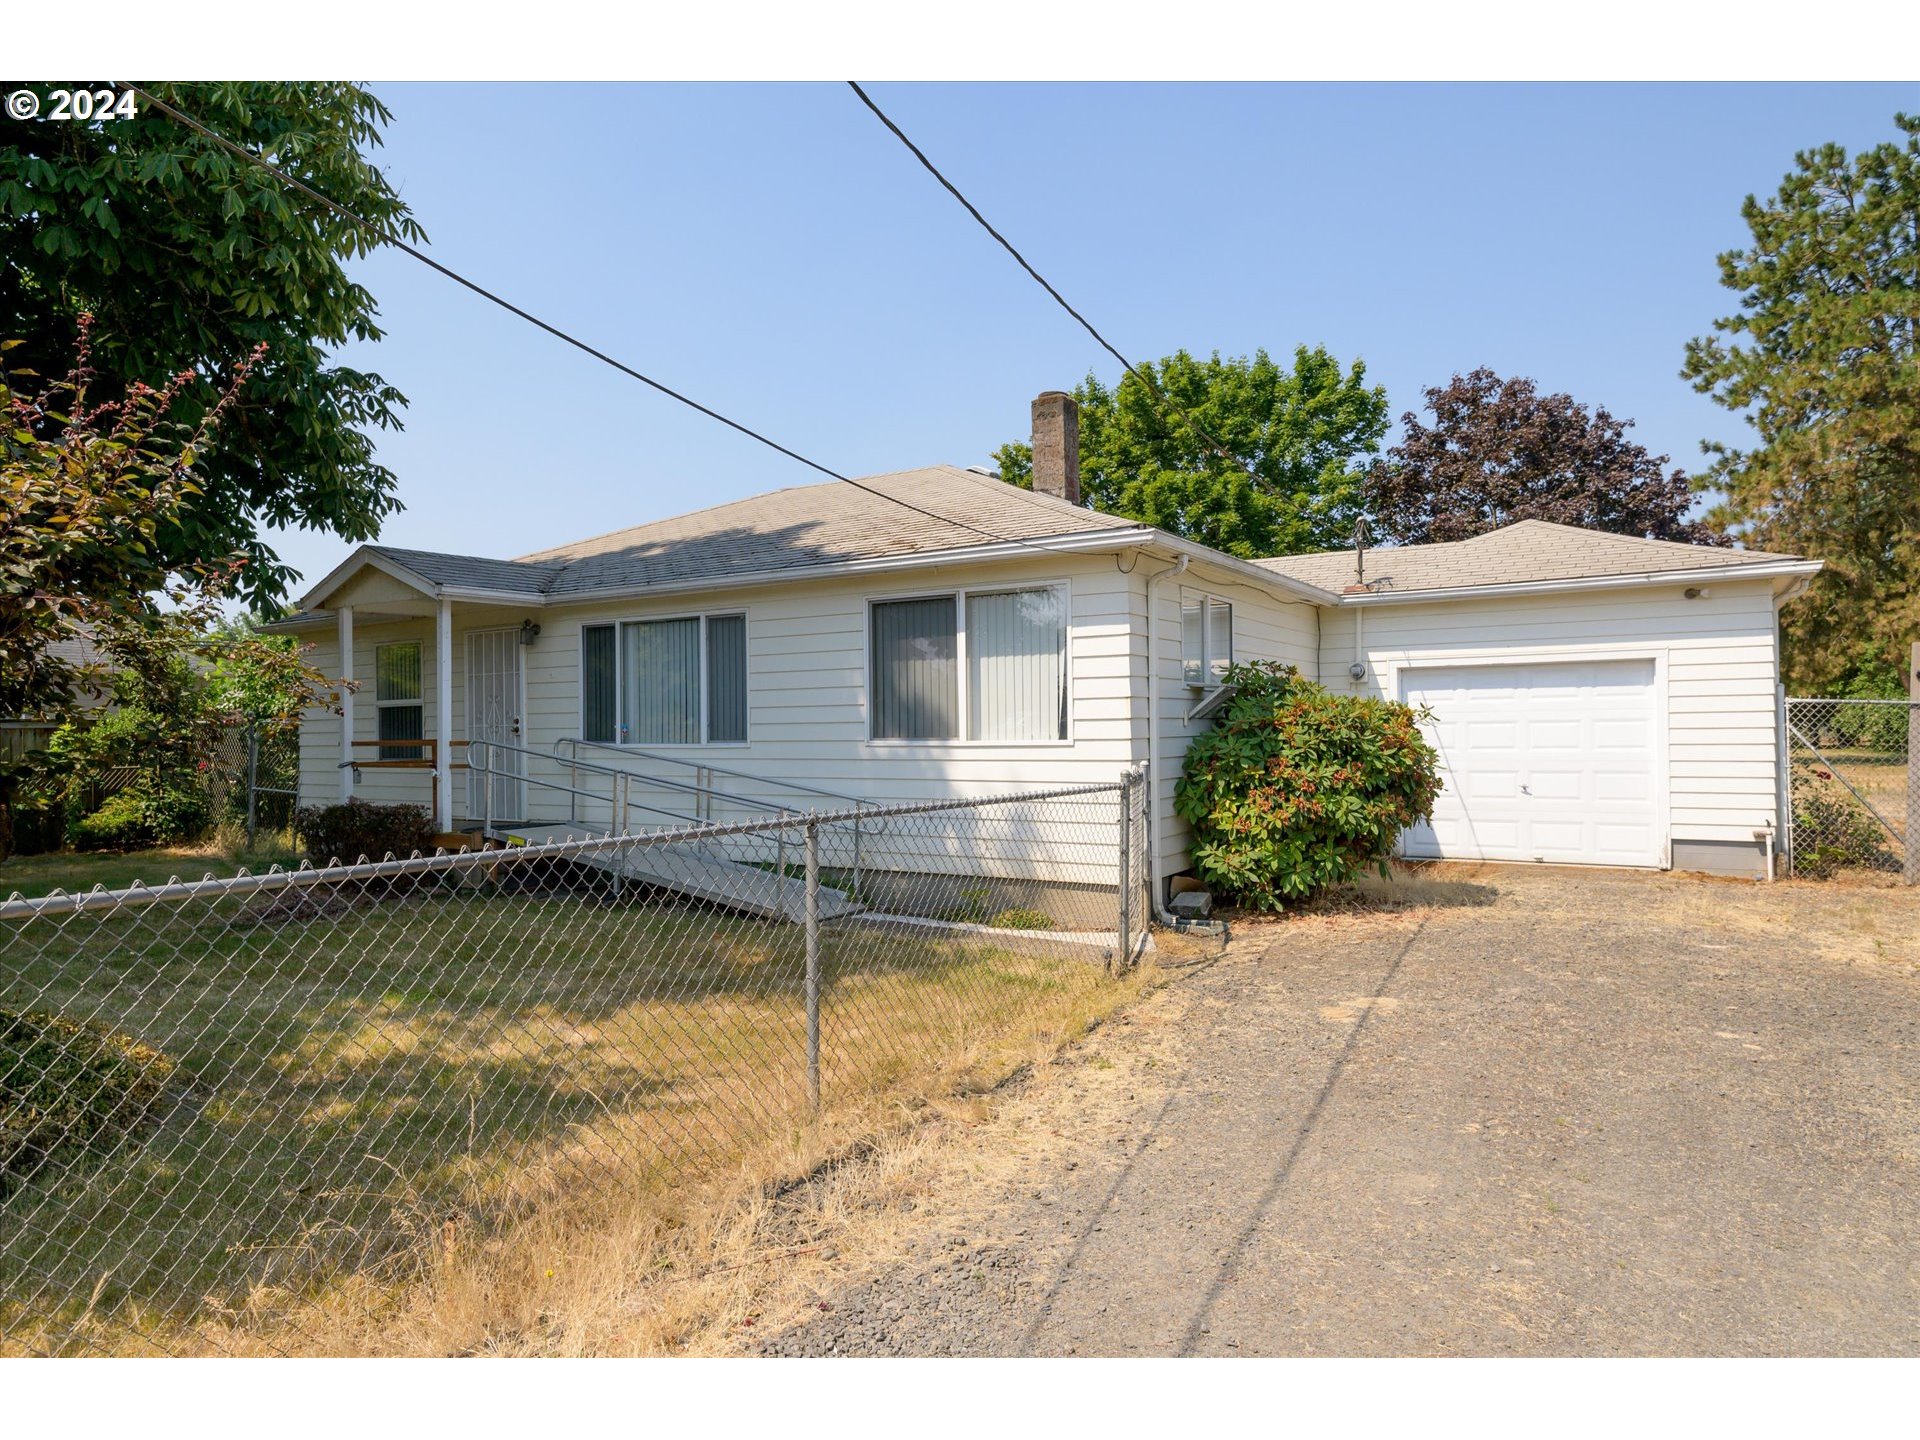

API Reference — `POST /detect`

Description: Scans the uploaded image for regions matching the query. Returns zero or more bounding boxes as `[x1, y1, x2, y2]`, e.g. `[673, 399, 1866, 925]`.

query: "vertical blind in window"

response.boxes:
[871, 596, 958, 740]
[967, 588, 1067, 741]
[706, 614, 747, 744]
[581, 625, 616, 743]
[375, 642, 424, 761]
[622, 617, 701, 744]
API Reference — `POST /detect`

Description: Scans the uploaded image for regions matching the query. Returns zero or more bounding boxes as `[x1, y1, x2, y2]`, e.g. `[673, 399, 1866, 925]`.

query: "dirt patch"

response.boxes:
[737, 864, 1920, 1357]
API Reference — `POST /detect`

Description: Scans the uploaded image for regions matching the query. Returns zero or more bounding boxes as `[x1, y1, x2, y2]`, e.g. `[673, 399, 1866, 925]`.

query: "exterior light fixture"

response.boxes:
[519, 619, 542, 646]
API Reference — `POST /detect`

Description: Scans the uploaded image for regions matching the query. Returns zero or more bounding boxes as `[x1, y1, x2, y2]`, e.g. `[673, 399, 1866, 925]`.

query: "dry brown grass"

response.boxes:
[3, 900, 1155, 1358]
[206, 960, 1157, 1357]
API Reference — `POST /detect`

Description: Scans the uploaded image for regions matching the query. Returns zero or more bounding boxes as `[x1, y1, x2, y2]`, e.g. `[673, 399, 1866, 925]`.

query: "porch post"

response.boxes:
[337, 604, 355, 801]
[437, 596, 454, 833]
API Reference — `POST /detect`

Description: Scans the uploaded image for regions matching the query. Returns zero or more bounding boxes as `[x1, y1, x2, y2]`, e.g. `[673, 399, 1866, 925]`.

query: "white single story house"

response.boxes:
[272, 391, 1820, 893]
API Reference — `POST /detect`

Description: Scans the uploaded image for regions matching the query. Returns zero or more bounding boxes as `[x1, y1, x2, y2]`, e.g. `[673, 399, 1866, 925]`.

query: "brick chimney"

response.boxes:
[1030, 391, 1080, 505]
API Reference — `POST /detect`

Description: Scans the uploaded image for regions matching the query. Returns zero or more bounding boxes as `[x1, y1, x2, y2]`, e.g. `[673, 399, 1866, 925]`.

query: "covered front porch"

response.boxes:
[286, 546, 555, 834]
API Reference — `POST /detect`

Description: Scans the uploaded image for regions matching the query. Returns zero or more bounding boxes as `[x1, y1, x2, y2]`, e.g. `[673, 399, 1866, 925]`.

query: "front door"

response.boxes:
[465, 629, 525, 822]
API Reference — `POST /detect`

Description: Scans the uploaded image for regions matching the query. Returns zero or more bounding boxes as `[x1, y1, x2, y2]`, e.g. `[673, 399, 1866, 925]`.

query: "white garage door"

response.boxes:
[1399, 659, 1663, 868]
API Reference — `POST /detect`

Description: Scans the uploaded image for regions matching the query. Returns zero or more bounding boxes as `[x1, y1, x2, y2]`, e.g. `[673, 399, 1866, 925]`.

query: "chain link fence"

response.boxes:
[1, 770, 1149, 1356]
[1782, 696, 1917, 880]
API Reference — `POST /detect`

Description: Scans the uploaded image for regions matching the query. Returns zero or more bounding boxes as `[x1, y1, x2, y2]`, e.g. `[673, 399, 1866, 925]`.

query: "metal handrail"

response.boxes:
[495, 736, 874, 894]
[467, 737, 831, 904]
[468, 737, 760, 837]
[554, 737, 880, 811]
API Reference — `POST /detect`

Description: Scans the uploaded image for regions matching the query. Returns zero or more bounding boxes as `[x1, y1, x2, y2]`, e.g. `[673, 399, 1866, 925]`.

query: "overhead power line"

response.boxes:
[125, 84, 1084, 559]
[846, 81, 1259, 481]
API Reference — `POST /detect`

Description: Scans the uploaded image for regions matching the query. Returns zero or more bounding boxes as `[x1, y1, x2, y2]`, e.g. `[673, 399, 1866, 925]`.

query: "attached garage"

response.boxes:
[1399, 658, 1662, 868]
[1255, 520, 1824, 880]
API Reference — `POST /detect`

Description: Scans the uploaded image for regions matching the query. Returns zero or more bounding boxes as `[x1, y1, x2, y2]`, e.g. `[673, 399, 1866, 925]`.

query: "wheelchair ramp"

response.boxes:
[497, 824, 862, 923]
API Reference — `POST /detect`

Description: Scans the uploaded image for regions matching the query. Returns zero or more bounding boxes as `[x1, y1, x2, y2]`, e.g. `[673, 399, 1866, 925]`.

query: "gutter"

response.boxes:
[280, 526, 1175, 625]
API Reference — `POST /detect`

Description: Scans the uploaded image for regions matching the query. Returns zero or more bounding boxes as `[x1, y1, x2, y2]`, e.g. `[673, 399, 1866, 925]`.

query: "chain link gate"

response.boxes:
[1782, 696, 1918, 880]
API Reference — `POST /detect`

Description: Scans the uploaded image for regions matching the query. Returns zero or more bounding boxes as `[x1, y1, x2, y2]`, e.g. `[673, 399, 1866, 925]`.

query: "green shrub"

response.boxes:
[1, 1009, 175, 1196]
[1174, 662, 1442, 911]
[1791, 770, 1897, 878]
[294, 797, 437, 864]
[66, 783, 213, 851]
[67, 790, 155, 850]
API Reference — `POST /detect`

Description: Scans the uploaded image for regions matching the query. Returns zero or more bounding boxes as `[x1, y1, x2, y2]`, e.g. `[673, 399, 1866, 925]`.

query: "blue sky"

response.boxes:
[297, 81, 1915, 595]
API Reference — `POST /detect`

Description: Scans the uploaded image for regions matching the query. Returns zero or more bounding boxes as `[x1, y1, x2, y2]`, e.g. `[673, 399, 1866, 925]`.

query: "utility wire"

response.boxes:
[847, 81, 1259, 481]
[125, 84, 1089, 558]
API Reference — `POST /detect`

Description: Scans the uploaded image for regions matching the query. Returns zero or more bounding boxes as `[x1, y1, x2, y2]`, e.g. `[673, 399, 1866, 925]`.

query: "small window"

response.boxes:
[375, 641, 424, 760]
[580, 613, 748, 746]
[706, 614, 748, 744]
[581, 624, 617, 743]
[872, 596, 959, 740]
[1181, 596, 1232, 687]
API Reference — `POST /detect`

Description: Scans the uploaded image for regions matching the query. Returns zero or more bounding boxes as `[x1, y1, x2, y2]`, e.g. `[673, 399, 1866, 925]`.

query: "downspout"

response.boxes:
[1144, 555, 1187, 926]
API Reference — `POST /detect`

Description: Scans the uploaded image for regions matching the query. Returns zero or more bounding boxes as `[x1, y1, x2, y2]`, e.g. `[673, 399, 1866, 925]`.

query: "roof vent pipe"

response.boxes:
[1030, 391, 1081, 505]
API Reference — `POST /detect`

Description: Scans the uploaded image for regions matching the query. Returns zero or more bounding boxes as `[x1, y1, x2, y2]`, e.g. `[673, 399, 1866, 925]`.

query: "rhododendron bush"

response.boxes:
[1174, 662, 1442, 910]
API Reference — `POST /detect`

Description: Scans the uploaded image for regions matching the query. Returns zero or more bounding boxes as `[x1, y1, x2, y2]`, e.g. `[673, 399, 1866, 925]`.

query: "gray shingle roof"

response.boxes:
[301, 466, 1145, 613]
[1254, 520, 1807, 596]
[367, 548, 562, 597]
[513, 466, 1141, 596]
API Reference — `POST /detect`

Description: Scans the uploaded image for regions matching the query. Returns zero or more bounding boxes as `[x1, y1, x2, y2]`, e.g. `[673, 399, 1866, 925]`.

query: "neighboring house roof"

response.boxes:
[4, 626, 115, 722]
[1254, 520, 1816, 600]
[43, 629, 109, 672]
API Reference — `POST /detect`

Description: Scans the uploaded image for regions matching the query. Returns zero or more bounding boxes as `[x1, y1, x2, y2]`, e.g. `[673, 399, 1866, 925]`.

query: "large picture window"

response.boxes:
[375, 641, 425, 760]
[580, 613, 747, 746]
[870, 585, 1068, 743]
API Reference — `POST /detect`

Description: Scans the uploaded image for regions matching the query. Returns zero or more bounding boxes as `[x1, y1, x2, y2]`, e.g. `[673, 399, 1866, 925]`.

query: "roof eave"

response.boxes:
[537, 526, 1165, 604]
[1334, 559, 1824, 606]
[296, 545, 441, 611]
[1145, 535, 1341, 605]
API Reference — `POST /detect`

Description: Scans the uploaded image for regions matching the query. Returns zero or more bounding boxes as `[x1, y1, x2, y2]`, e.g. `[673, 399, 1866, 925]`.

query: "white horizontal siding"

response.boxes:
[302, 555, 1153, 883]
[1151, 564, 1320, 875]
[1317, 579, 1783, 861]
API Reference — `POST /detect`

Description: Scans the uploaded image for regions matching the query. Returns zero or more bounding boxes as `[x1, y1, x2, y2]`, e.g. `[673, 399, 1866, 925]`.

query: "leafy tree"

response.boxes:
[0, 82, 422, 609]
[1364, 367, 1713, 546]
[1682, 113, 1920, 694]
[1, 322, 326, 856]
[1, 317, 253, 723]
[1174, 662, 1441, 910]
[994, 347, 1388, 557]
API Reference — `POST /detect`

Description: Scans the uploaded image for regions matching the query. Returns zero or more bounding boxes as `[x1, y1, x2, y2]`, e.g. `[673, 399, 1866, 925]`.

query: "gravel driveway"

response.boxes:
[756, 865, 1920, 1356]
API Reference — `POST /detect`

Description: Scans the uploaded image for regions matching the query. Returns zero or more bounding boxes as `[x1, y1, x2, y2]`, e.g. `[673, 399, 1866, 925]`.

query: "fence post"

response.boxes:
[804, 816, 821, 1112]
[244, 728, 260, 850]
[1907, 642, 1919, 886]
[1777, 685, 1792, 877]
[1116, 770, 1133, 971]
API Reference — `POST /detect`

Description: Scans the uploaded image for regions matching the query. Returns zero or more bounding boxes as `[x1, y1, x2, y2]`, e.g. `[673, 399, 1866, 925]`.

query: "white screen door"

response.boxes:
[466, 629, 525, 822]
